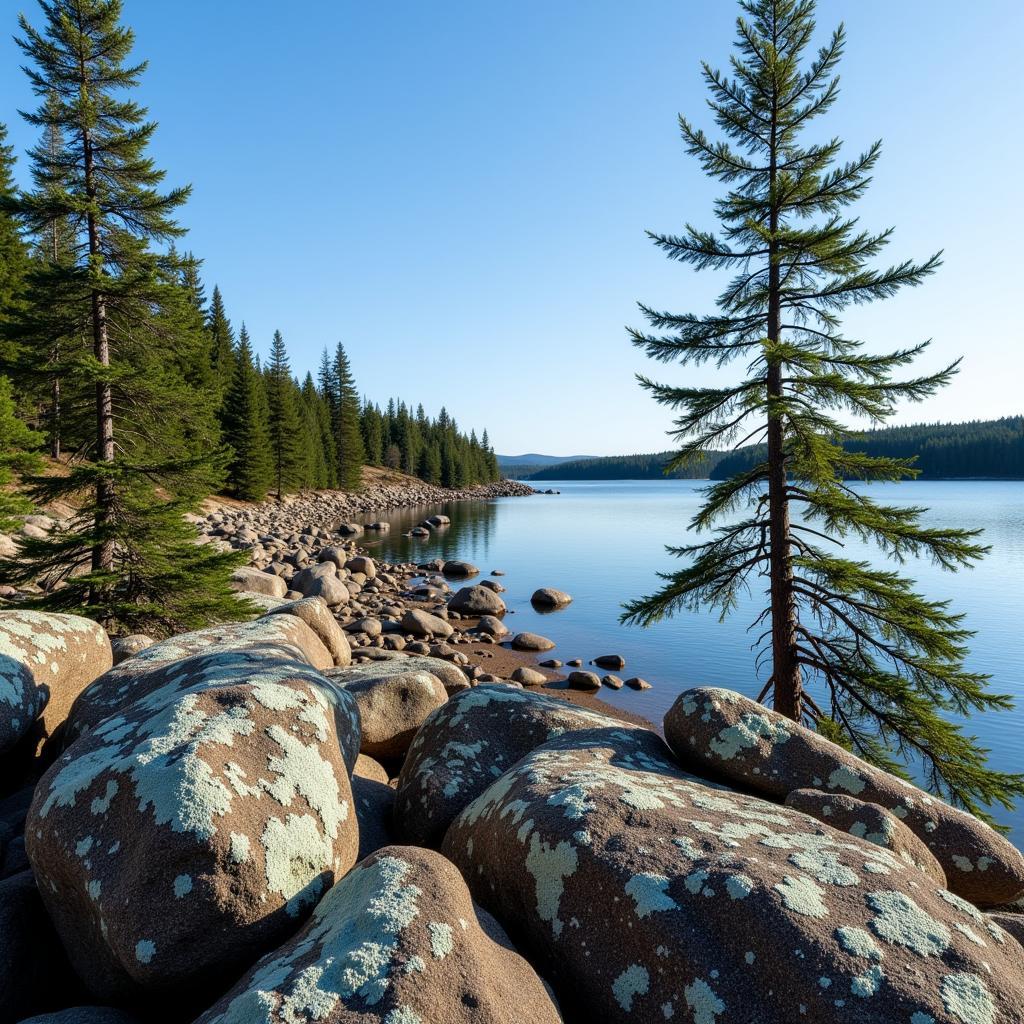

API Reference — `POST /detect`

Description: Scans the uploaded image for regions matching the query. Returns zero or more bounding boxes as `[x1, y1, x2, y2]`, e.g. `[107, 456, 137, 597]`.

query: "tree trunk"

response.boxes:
[766, 8, 802, 720]
[83, 122, 115, 577]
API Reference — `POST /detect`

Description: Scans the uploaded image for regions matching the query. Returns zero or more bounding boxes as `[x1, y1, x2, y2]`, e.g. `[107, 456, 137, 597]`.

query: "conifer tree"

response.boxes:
[222, 324, 272, 501]
[2, 0, 245, 633]
[0, 123, 30, 338]
[623, 0, 1022, 820]
[361, 401, 384, 466]
[265, 330, 304, 499]
[206, 284, 235, 399]
[333, 342, 364, 490]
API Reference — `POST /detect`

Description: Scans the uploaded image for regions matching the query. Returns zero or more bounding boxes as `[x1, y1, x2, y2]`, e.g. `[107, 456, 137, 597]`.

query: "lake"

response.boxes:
[359, 479, 1024, 844]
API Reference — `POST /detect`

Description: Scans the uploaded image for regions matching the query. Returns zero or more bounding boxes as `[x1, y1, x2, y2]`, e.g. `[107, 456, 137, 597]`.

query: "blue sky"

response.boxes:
[2, 1, 1022, 455]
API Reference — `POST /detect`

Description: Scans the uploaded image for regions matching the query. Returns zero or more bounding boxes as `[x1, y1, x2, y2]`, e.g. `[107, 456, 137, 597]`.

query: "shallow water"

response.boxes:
[359, 479, 1024, 843]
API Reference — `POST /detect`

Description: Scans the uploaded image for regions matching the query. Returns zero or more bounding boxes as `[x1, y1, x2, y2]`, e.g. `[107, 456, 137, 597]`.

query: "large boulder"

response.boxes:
[335, 666, 448, 761]
[265, 597, 352, 667]
[785, 788, 947, 887]
[26, 652, 361, 1000]
[109, 634, 155, 666]
[531, 588, 572, 609]
[511, 632, 556, 652]
[305, 574, 350, 609]
[441, 560, 479, 579]
[330, 655, 469, 698]
[193, 846, 562, 1024]
[665, 687, 1024, 907]
[394, 686, 620, 847]
[444, 726, 1024, 1024]
[229, 566, 287, 599]
[63, 616, 334, 741]
[448, 585, 506, 617]
[0, 611, 112, 761]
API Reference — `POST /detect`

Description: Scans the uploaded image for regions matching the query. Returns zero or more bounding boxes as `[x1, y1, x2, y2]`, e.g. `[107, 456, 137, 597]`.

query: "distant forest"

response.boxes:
[522, 418, 1024, 481]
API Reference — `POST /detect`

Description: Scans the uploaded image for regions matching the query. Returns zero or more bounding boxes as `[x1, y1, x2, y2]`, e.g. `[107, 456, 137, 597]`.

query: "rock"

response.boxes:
[409, 526, 430, 537]
[1, 871, 82, 1021]
[568, 670, 601, 691]
[540, 658, 562, 668]
[234, 590, 287, 613]
[353, 753, 390, 784]
[305, 574, 351, 609]
[625, 677, 652, 690]
[665, 686, 1024, 906]
[265, 597, 352, 667]
[394, 686, 619, 847]
[0, 611, 113, 761]
[335, 666, 448, 760]
[351, 775, 397, 861]
[567, 658, 583, 668]
[443, 725, 1024, 1024]
[479, 579, 505, 593]
[64, 616, 336, 740]
[345, 616, 383, 639]
[27, 649, 361, 999]
[442, 559, 479, 579]
[593, 654, 625, 670]
[344, 555, 376, 579]
[512, 632, 556, 653]
[511, 666, 548, 687]
[193, 846, 561, 1024]
[448, 585, 507, 617]
[290, 561, 336, 596]
[427, 514, 451, 527]
[785, 788, 947, 886]
[474, 614, 509, 639]
[336, 523, 363, 537]
[366, 521, 390, 532]
[491, 569, 505, 576]
[531, 588, 573, 609]
[228, 566, 287, 599]
[316, 546, 349, 569]
[401, 608, 454, 639]
[331, 655, 469, 698]
[602, 675, 624, 690]
[109, 634, 154, 665]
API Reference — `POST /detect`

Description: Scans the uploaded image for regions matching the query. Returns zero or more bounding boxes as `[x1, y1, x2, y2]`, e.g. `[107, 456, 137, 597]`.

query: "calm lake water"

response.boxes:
[360, 479, 1024, 844]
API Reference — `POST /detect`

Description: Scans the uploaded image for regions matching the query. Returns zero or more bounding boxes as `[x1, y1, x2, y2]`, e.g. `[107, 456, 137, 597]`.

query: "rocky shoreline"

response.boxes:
[1, 483, 1024, 1022]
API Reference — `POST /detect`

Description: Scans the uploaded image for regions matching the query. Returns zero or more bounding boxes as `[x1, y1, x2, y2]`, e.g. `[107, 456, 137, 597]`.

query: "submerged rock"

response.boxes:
[193, 846, 561, 1024]
[531, 588, 573, 609]
[448, 585, 507, 617]
[664, 686, 1024, 906]
[443, 725, 1024, 1023]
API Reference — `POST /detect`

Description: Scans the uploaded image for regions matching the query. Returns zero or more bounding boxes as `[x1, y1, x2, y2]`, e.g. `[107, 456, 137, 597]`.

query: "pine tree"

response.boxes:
[333, 342, 364, 490]
[2, 0, 245, 634]
[206, 284, 235, 400]
[622, 0, 1022, 821]
[265, 330, 304, 499]
[222, 325, 272, 501]
[0, 122, 31, 340]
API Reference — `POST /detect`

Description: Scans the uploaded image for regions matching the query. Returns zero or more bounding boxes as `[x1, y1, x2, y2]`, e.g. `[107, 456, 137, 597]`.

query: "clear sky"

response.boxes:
[2, 1, 1022, 456]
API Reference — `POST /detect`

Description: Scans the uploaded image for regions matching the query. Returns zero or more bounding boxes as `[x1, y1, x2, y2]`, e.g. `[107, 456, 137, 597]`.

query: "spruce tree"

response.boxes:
[623, 0, 1022, 821]
[333, 342, 364, 490]
[265, 330, 304, 499]
[0, 375, 42, 532]
[0, 123, 31, 337]
[222, 325, 272, 501]
[3, 0, 245, 634]
[206, 284, 235, 400]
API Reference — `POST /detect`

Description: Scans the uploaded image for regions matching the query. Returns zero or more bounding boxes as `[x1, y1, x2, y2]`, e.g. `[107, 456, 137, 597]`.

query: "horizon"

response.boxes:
[2, 1, 1023, 455]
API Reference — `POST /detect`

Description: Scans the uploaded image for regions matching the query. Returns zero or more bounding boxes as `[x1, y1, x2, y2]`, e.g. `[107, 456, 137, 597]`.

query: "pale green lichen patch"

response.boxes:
[261, 813, 333, 916]
[173, 874, 193, 898]
[612, 964, 649, 1012]
[684, 978, 725, 1024]
[428, 921, 454, 959]
[850, 963, 884, 997]
[774, 875, 828, 918]
[940, 972, 994, 1024]
[709, 712, 790, 761]
[835, 925, 882, 960]
[867, 891, 950, 957]
[525, 833, 577, 938]
[135, 939, 156, 963]
[625, 873, 678, 918]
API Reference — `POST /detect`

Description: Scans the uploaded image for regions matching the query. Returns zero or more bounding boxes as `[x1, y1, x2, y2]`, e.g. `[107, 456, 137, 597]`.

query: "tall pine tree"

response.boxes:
[206, 284, 235, 401]
[333, 342, 364, 490]
[623, 0, 1022, 820]
[265, 330, 304, 499]
[222, 324, 272, 501]
[2, 0, 244, 634]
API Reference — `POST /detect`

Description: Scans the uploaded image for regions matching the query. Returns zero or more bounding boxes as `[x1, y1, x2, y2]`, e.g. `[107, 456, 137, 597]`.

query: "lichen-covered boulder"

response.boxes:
[193, 846, 562, 1024]
[443, 726, 1024, 1024]
[665, 686, 1024, 907]
[336, 667, 448, 761]
[26, 655, 361, 1000]
[265, 597, 352, 667]
[229, 566, 287, 599]
[109, 634, 154, 665]
[786, 788, 947, 887]
[0, 611, 112, 759]
[64, 616, 334, 741]
[352, 775, 396, 861]
[394, 686, 620, 847]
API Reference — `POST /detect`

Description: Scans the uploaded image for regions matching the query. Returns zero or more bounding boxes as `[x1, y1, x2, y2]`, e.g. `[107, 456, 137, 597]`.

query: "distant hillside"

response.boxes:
[523, 417, 1024, 481]
[498, 453, 597, 478]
